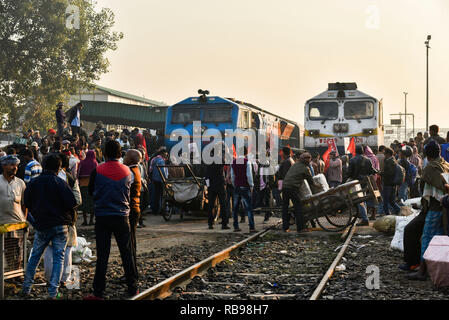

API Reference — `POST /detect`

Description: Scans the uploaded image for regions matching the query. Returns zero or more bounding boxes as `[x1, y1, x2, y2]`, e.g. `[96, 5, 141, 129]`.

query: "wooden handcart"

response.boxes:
[255, 175, 382, 232]
[156, 164, 219, 222]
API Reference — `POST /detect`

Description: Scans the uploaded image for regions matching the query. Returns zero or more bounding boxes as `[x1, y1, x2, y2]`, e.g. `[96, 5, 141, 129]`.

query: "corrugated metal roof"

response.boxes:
[95, 85, 167, 107]
[81, 100, 167, 129]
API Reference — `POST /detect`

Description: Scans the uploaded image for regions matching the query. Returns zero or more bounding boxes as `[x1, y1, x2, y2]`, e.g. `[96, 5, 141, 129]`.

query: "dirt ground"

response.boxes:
[74, 211, 283, 257]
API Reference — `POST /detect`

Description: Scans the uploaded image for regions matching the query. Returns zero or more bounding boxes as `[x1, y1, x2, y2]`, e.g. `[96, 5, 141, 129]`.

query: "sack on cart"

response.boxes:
[172, 182, 200, 203]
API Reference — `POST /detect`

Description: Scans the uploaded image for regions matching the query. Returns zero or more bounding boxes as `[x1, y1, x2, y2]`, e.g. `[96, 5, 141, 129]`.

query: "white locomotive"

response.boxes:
[304, 82, 384, 154]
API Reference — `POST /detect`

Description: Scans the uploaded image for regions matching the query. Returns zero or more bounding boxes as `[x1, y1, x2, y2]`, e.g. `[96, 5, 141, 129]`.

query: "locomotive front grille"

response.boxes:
[333, 123, 349, 133]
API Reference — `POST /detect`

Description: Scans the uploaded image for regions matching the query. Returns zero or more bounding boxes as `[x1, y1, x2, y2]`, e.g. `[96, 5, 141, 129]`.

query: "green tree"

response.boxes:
[0, 0, 123, 133]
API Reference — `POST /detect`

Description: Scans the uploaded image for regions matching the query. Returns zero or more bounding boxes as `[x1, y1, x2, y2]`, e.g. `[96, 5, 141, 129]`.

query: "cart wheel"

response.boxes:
[316, 196, 354, 232]
[162, 202, 174, 221]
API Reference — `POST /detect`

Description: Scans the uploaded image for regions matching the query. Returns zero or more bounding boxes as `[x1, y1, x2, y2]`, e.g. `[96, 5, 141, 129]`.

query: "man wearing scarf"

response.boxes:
[408, 140, 449, 280]
[0, 155, 27, 271]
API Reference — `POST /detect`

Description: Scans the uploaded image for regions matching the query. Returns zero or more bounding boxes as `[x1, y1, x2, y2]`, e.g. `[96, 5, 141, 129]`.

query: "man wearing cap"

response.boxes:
[55, 102, 66, 138]
[0, 155, 27, 271]
[45, 129, 56, 146]
[30, 142, 39, 160]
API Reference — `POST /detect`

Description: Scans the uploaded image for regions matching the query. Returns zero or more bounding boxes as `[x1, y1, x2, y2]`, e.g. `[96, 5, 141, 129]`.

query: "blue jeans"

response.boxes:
[382, 185, 401, 215]
[232, 186, 255, 230]
[44, 245, 73, 283]
[398, 182, 409, 204]
[421, 211, 444, 260]
[23, 225, 68, 298]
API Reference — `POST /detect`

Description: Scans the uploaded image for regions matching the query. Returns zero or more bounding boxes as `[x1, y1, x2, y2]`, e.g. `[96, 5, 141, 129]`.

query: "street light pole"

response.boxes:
[425, 35, 431, 132]
[403, 92, 408, 140]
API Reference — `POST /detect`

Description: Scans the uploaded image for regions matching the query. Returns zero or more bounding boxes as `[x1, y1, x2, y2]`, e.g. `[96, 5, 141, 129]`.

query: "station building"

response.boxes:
[68, 85, 168, 133]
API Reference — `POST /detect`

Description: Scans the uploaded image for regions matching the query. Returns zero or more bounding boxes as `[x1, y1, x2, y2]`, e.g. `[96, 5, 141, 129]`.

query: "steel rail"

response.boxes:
[131, 222, 281, 300]
[309, 223, 357, 300]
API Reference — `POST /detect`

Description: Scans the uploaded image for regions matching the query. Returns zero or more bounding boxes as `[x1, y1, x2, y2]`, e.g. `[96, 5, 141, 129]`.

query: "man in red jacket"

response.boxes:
[85, 140, 138, 299]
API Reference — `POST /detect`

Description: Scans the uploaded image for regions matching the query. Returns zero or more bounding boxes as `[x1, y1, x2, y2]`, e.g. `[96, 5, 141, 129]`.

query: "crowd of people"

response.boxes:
[0, 102, 168, 299]
[2, 98, 449, 298]
[210, 124, 449, 284]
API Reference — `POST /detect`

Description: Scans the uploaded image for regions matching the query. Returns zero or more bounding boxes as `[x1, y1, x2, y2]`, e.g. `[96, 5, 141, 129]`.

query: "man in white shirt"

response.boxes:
[0, 155, 27, 270]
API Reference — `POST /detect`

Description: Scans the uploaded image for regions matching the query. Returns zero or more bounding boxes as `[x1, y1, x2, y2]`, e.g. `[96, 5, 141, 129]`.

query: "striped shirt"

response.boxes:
[24, 159, 42, 184]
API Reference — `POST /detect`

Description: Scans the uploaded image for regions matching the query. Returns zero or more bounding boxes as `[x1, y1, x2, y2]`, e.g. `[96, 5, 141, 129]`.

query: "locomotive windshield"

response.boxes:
[171, 108, 201, 123]
[308, 102, 338, 120]
[171, 104, 233, 124]
[203, 105, 232, 123]
[344, 101, 374, 119]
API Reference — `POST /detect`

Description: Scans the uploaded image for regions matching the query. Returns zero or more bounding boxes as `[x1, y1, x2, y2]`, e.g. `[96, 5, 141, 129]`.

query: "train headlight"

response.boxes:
[363, 128, 375, 135]
[308, 130, 320, 136]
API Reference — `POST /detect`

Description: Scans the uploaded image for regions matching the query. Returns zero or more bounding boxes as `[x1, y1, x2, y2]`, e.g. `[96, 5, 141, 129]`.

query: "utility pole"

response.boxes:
[425, 35, 431, 132]
[403, 92, 408, 140]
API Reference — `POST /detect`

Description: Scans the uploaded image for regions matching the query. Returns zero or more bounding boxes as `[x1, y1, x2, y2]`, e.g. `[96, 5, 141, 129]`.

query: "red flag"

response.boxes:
[232, 144, 237, 159]
[347, 137, 356, 157]
[322, 145, 332, 172]
[323, 139, 338, 172]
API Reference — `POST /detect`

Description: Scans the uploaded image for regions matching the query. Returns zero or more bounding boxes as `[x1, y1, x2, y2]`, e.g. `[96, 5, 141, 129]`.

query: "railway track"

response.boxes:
[132, 222, 357, 301]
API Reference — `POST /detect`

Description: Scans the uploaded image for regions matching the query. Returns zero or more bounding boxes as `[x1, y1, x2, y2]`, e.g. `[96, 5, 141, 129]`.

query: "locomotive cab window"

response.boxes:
[308, 102, 338, 120]
[171, 108, 201, 124]
[203, 107, 232, 123]
[241, 110, 249, 128]
[344, 101, 374, 119]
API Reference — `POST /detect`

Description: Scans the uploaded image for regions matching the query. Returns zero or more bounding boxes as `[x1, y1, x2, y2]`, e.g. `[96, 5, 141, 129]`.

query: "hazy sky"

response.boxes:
[95, 0, 449, 129]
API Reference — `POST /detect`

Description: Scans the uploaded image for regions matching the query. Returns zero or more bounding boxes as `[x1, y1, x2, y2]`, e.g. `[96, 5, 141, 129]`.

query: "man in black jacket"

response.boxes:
[348, 145, 378, 226]
[206, 148, 230, 230]
[55, 102, 66, 138]
[381, 147, 402, 215]
[21, 153, 77, 299]
[277, 147, 294, 191]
